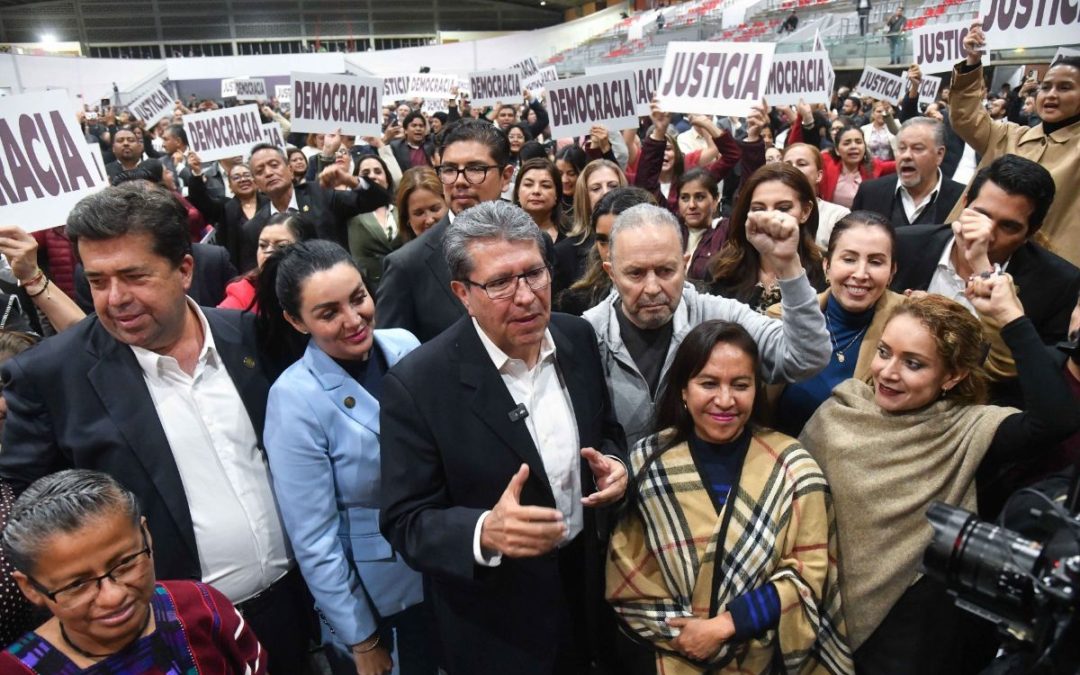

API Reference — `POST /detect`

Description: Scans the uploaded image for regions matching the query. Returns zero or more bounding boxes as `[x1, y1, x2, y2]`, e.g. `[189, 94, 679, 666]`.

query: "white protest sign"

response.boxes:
[656, 41, 775, 116]
[522, 66, 559, 94]
[912, 19, 983, 74]
[183, 104, 264, 162]
[291, 72, 382, 137]
[422, 99, 448, 115]
[764, 51, 833, 107]
[221, 78, 238, 98]
[0, 91, 106, 232]
[813, 29, 825, 51]
[407, 73, 458, 100]
[587, 60, 664, 116]
[275, 85, 291, 105]
[511, 57, 540, 79]
[905, 72, 942, 105]
[127, 85, 173, 125]
[234, 78, 267, 101]
[85, 142, 106, 185]
[854, 66, 905, 105]
[979, 0, 1079, 50]
[546, 72, 640, 138]
[1053, 47, 1080, 64]
[261, 123, 285, 149]
[383, 74, 411, 106]
[468, 69, 522, 107]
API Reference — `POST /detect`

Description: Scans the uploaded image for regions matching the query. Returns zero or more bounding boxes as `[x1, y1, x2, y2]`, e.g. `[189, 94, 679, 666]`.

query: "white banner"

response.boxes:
[468, 69, 523, 107]
[912, 19, 983, 74]
[275, 85, 291, 104]
[261, 123, 285, 149]
[127, 85, 173, 125]
[979, 0, 1079, 50]
[511, 57, 540, 79]
[522, 66, 559, 94]
[764, 51, 834, 107]
[183, 104, 264, 162]
[657, 41, 775, 116]
[234, 78, 267, 102]
[587, 60, 663, 115]
[0, 91, 106, 232]
[914, 72, 942, 106]
[86, 142, 107, 185]
[221, 78, 239, 98]
[853, 66, 905, 105]
[291, 72, 383, 137]
[422, 99, 448, 115]
[1053, 46, 1080, 64]
[407, 73, 458, 100]
[383, 74, 411, 106]
[546, 72, 640, 138]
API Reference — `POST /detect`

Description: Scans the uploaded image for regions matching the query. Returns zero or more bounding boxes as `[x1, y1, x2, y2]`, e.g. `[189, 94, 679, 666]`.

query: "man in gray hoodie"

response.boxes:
[583, 204, 830, 447]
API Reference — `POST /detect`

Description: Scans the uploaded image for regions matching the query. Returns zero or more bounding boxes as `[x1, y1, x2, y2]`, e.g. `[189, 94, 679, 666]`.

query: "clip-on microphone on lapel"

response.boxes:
[508, 403, 529, 423]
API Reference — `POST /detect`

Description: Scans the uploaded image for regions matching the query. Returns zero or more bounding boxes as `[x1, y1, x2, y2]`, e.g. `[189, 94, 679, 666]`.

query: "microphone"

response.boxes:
[508, 403, 529, 422]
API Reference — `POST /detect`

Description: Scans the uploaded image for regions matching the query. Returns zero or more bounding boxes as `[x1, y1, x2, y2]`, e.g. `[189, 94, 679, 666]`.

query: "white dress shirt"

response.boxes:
[470, 320, 582, 566]
[130, 301, 292, 602]
[269, 190, 299, 216]
[896, 169, 943, 224]
[927, 240, 976, 313]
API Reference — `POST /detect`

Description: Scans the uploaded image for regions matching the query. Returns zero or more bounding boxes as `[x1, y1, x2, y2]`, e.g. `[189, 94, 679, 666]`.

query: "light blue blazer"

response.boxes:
[265, 329, 423, 646]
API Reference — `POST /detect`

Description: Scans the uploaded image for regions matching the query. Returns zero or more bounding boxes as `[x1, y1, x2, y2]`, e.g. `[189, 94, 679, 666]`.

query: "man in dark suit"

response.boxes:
[104, 127, 145, 178]
[241, 142, 390, 272]
[852, 117, 966, 229]
[0, 182, 311, 674]
[388, 110, 435, 173]
[891, 154, 1080, 347]
[377, 118, 515, 342]
[379, 201, 627, 674]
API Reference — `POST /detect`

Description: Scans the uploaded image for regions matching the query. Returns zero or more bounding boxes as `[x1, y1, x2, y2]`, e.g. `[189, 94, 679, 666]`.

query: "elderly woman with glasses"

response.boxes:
[0, 469, 266, 674]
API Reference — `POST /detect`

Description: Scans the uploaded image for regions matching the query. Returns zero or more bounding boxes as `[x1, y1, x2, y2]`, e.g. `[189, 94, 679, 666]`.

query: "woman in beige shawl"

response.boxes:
[800, 276, 1080, 673]
[607, 320, 853, 675]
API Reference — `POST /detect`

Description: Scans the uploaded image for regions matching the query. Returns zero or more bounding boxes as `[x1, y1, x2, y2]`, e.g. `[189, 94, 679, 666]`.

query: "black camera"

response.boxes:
[922, 498, 1080, 673]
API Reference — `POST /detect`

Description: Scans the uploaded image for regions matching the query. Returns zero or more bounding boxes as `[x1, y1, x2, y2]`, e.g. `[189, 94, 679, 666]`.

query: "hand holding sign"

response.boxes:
[746, 210, 802, 279]
[1020, 74, 1038, 98]
[0, 225, 40, 283]
[744, 100, 768, 143]
[589, 125, 611, 153]
[963, 20, 986, 65]
[649, 97, 670, 141]
[187, 151, 203, 177]
[480, 464, 566, 558]
[906, 64, 922, 95]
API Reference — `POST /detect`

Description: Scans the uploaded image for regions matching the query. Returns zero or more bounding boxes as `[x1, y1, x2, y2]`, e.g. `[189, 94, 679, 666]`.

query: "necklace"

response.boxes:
[59, 603, 152, 661]
[825, 312, 870, 364]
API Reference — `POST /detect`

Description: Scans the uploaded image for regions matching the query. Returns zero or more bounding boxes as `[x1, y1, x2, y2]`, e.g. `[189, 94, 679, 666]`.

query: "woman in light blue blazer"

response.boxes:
[264, 240, 435, 675]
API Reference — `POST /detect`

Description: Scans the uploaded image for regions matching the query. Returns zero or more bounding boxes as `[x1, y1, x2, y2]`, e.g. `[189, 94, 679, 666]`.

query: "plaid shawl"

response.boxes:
[606, 429, 853, 675]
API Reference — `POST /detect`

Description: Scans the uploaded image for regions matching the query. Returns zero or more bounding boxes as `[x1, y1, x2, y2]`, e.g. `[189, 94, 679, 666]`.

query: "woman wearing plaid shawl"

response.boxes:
[606, 321, 853, 675]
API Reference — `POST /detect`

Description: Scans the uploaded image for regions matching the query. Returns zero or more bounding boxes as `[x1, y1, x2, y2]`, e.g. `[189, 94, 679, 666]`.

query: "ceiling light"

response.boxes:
[39, 33, 57, 45]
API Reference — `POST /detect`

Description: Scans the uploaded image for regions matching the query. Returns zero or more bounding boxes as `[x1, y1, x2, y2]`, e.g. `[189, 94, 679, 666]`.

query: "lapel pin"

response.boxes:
[302, 204, 310, 212]
[344, 396, 356, 408]
[242, 356, 256, 369]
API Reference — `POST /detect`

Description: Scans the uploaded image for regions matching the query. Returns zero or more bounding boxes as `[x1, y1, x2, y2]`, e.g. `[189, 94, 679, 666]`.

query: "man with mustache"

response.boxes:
[583, 203, 831, 447]
[852, 117, 965, 229]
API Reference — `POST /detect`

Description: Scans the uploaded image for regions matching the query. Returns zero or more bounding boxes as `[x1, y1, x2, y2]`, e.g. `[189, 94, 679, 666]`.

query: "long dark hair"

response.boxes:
[708, 163, 823, 300]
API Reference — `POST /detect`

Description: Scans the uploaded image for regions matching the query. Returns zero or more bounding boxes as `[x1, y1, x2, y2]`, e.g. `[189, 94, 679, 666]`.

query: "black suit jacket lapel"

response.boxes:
[425, 216, 465, 307]
[456, 320, 555, 505]
[84, 324, 199, 560]
[549, 321, 593, 449]
[205, 311, 268, 447]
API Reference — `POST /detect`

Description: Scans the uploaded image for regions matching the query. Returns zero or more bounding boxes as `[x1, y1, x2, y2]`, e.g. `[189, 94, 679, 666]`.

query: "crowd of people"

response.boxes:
[0, 19, 1077, 675]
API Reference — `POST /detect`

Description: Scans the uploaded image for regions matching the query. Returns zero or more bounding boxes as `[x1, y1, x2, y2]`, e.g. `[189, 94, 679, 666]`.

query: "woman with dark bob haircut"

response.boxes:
[607, 320, 852, 674]
[0, 469, 266, 673]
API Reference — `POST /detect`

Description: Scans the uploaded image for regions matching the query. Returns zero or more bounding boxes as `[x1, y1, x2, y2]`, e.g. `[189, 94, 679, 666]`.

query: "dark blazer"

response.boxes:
[186, 174, 267, 270]
[239, 181, 391, 272]
[346, 211, 401, 296]
[388, 138, 434, 174]
[891, 224, 1080, 345]
[73, 243, 237, 313]
[379, 313, 626, 674]
[376, 215, 464, 343]
[852, 174, 966, 229]
[0, 309, 269, 582]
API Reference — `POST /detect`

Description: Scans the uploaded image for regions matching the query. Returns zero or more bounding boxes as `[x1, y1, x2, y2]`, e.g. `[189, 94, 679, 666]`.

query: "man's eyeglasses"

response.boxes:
[27, 525, 152, 610]
[465, 265, 552, 300]
[434, 164, 501, 186]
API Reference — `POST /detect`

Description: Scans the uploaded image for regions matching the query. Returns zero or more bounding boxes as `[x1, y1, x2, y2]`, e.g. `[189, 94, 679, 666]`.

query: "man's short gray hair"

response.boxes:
[608, 203, 682, 263]
[899, 116, 946, 149]
[444, 201, 547, 282]
[2, 469, 142, 575]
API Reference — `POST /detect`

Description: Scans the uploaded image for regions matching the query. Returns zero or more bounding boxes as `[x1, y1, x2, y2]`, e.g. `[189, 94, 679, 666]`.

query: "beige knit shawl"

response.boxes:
[799, 379, 1016, 649]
